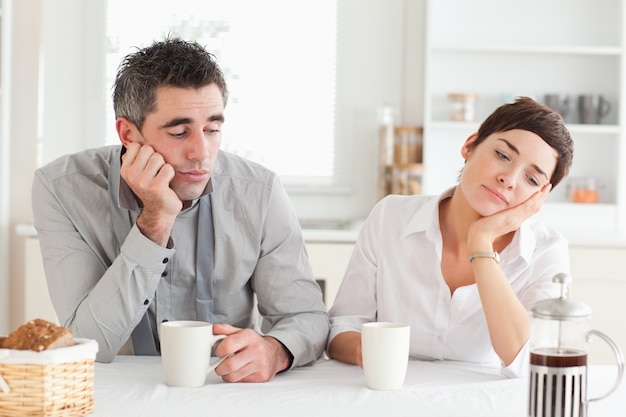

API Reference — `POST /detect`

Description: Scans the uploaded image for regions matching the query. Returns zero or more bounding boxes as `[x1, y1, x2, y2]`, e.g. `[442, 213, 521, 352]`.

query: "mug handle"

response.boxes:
[600, 97, 612, 117]
[585, 329, 624, 403]
[208, 334, 228, 373]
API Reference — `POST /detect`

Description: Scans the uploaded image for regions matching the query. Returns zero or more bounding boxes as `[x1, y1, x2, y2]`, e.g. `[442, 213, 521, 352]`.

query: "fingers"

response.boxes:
[121, 143, 181, 245]
[120, 143, 179, 213]
[213, 327, 286, 383]
[121, 143, 174, 190]
[522, 183, 552, 216]
[212, 323, 239, 337]
[469, 185, 553, 251]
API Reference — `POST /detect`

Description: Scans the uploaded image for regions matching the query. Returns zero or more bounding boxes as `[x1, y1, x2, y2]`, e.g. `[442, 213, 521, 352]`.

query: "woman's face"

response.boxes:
[459, 129, 558, 217]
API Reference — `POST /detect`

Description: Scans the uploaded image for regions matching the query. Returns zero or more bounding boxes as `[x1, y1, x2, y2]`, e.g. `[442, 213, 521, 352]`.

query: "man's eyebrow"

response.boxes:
[160, 114, 225, 129]
[161, 118, 192, 129]
[209, 114, 225, 123]
[497, 138, 549, 179]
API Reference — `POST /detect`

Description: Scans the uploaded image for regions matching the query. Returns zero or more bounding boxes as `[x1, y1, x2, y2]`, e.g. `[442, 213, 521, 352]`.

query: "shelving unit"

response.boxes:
[423, 0, 626, 232]
[377, 122, 424, 199]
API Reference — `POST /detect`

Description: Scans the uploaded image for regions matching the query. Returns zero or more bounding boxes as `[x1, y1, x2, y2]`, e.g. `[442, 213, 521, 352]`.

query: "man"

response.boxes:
[32, 37, 329, 382]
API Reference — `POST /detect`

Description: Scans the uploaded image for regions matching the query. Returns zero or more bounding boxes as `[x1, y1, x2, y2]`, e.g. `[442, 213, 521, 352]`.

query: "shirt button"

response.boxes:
[161, 271, 168, 277]
[143, 299, 149, 305]
[162, 319, 168, 323]
[162, 258, 169, 264]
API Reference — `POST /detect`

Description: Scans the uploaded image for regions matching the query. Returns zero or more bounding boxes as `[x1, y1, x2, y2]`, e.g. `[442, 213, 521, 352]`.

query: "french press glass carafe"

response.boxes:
[528, 273, 624, 417]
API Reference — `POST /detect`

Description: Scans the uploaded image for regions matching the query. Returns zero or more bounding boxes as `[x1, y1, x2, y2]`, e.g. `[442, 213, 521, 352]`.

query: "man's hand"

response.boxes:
[212, 323, 292, 382]
[468, 183, 552, 253]
[120, 143, 181, 246]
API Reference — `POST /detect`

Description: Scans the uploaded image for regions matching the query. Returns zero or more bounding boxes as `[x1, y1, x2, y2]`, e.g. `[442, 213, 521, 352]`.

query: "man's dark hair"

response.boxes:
[112, 37, 228, 130]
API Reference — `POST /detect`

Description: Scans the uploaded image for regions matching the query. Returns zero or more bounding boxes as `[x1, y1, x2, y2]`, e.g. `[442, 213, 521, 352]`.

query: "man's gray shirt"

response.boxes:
[32, 145, 329, 365]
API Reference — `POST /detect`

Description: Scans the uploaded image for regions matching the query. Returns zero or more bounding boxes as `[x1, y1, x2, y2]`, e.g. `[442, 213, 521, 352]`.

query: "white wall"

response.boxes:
[1, 0, 425, 331]
[290, 0, 425, 222]
[0, 0, 14, 335]
[37, 0, 426, 223]
[40, 0, 107, 165]
[1, 0, 42, 334]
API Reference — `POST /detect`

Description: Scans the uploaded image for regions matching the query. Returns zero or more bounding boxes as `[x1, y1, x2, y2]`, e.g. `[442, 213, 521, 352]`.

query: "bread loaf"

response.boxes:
[3, 319, 74, 351]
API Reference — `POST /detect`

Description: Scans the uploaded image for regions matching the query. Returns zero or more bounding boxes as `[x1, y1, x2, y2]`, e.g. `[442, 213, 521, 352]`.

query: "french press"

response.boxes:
[528, 273, 624, 417]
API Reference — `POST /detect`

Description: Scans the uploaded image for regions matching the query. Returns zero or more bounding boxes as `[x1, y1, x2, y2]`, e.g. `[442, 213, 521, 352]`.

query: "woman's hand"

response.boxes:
[468, 183, 552, 253]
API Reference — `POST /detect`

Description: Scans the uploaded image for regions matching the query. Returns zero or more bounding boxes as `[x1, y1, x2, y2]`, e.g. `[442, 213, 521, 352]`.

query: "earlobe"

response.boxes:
[116, 117, 138, 147]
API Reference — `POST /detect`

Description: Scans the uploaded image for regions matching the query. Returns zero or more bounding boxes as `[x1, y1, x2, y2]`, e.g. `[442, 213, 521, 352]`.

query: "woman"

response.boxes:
[328, 97, 574, 377]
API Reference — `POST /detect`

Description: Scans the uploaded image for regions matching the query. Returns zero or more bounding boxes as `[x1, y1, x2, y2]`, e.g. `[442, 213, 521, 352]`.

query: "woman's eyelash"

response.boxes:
[495, 150, 509, 160]
[527, 175, 539, 186]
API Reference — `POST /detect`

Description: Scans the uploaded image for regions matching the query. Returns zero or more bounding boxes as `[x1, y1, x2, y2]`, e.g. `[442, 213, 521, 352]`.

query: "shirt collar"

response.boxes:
[401, 186, 536, 265]
[505, 217, 538, 266]
[402, 186, 456, 238]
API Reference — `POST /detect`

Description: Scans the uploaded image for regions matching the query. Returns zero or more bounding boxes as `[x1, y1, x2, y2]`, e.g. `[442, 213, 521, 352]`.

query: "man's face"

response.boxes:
[138, 84, 224, 201]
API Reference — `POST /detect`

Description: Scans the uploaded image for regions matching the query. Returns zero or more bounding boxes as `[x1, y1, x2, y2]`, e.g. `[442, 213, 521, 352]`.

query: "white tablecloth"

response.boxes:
[92, 356, 625, 417]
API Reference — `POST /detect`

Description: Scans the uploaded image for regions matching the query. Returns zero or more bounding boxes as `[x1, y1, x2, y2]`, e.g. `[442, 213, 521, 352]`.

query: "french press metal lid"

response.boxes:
[531, 273, 591, 321]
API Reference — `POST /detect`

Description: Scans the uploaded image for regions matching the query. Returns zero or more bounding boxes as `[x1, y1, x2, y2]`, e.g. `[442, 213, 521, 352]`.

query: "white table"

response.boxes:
[92, 356, 625, 417]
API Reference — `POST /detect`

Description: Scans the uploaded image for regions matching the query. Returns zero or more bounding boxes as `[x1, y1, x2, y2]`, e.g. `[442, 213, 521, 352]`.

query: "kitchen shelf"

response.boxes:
[423, 0, 626, 232]
[431, 45, 623, 56]
[427, 121, 620, 135]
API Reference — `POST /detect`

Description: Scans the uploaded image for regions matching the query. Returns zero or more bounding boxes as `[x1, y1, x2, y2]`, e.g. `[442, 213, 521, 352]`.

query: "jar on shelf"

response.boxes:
[447, 93, 478, 122]
[569, 177, 599, 203]
[391, 163, 424, 195]
[394, 125, 423, 165]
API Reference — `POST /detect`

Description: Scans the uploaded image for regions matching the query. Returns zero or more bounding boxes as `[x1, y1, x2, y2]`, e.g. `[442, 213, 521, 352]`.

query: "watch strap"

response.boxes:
[468, 251, 500, 264]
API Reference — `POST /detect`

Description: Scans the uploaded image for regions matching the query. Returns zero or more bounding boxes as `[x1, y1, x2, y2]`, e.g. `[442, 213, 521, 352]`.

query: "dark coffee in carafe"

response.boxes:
[529, 348, 588, 417]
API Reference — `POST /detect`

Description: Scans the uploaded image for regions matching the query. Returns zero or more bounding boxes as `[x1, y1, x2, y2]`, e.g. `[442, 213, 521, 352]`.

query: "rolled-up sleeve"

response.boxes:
[32, 165, 174, 362]
[252, 175, 330, 368]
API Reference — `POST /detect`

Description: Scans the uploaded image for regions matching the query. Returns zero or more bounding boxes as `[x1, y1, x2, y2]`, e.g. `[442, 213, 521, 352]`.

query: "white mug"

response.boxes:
[160, 320, 228, 388]
[361, 322, 410, 390]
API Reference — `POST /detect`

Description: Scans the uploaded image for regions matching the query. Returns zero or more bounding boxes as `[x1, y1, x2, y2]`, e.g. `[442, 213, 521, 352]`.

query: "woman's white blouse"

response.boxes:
[328, 189, 569, 378]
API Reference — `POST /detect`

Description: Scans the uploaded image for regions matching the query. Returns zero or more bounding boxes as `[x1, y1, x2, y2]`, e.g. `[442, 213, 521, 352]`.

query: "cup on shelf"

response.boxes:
[544, 94, 570, 119]
[578, 94, 611, 124]
[568, 177, 600, 203]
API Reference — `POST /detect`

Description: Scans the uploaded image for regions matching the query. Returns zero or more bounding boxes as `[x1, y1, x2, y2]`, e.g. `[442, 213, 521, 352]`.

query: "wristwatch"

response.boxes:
[468, 251, 500, 264]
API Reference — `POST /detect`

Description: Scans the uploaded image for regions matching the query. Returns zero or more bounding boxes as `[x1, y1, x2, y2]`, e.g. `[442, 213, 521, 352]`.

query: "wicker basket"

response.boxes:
[0, 339, 98, 417]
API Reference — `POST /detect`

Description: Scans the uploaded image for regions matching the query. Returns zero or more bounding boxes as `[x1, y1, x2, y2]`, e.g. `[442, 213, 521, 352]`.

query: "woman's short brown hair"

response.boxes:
[469, 96, 574, 188]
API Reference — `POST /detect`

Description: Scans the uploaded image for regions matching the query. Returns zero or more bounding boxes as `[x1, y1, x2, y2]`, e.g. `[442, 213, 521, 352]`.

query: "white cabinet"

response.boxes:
[423, 0, 626, 232]
[305, 242, 354, 309]
[569, 245, 626, 365]
[23, 237, 58, 324]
